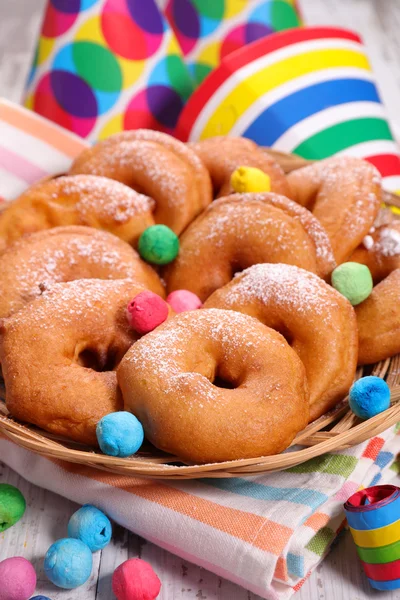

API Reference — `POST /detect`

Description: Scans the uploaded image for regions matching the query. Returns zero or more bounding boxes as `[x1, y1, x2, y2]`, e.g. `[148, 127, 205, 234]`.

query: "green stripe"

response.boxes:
[306, 527, 335, 556]
[287, 454, 357, 477]
[356, 539, 400, 564]
[293, 118, 393, 159]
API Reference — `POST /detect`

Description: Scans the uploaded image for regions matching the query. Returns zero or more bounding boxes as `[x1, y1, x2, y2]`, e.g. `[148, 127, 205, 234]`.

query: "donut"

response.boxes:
[70, 130, 213, 235]
[117, 308, 309, 463]
[0, 175, 155, 252]
[0, 279, 153, 444]
[0, 226, 164, 319]
[286, 157, 382, 264]
[165, 193, 336, 301]
[189, 136, 290, 197]
[204, 264, 358, 421]
[349, 221, 400, 283]
[356, 269, 400, 365]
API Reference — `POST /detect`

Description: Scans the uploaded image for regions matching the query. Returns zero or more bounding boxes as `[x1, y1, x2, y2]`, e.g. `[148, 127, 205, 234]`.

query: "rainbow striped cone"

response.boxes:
[344, 485, 400, 590]
[176, 26, 400, 195]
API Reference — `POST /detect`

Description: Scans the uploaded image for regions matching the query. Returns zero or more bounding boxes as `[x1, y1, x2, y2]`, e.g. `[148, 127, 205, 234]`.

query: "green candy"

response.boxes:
[331, 262, 373, 306]
[138, 225, 179, 265]
[0, 483, 26, 532]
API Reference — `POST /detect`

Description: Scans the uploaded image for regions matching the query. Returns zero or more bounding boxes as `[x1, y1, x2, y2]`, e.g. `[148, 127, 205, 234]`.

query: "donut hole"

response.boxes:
[77, 346, 121, 372]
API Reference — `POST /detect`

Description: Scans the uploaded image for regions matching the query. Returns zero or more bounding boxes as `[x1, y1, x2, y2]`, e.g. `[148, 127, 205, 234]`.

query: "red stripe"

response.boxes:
[362, 558, 400, 582]
[175, 27, 362, 140]
[365, 154, 400, 178]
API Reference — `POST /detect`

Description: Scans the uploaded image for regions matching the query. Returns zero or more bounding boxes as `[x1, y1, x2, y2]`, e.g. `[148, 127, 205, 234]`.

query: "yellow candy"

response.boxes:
[230, 166, 271, 193]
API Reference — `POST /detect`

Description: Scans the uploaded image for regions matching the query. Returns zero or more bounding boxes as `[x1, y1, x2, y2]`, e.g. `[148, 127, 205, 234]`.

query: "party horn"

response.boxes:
[344, 485, 400, 590]
[24, 0, 194, 141]
[164, 0, 301, 86]
[176, 26, 400, 194]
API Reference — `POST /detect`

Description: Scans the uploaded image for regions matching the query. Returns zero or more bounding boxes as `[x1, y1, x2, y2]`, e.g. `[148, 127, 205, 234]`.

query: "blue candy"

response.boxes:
[96, 411, 144, 457]
[31, 597, 52, 600]
[44, 538, 92, 589]
[349, 376, 391, 419]
[68, 504, 112, 552]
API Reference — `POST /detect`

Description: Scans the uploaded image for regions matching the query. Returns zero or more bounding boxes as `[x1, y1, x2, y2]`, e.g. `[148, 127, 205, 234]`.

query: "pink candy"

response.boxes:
[112, 558, 161, 600]
[166, 290, 202, 313]
[0, 557, 37, 600]
[127, 291, 169, 335]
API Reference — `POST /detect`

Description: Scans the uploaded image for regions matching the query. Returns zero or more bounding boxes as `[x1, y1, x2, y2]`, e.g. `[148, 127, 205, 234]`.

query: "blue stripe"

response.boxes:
[202, 478, 327, 509]
[243, 78, 380, 146]
[287, 553, 304, 578]
[345, 490, 400, 530]
[376, 451, 394, 469]
[368, 577, 400, 591]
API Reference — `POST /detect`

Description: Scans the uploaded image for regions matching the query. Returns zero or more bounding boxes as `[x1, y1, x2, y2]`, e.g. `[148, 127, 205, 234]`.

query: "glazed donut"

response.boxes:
[0, 175, 155, 252]
[0, 279, 150, 444]
[117, 308, 309, 463]
[349, 221, 400, 283]
[0, 226, 164, 319]
[165, 193, 336, 301]
[204, 264, 358, 421]
[356, 269, 400, 365]
[70, 130, 213, 235]
[286, 157, 381, 264]
[189, 136, 290, 197]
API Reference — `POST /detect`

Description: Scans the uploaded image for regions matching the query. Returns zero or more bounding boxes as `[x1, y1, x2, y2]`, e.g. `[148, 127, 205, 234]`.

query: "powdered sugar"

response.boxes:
[363, 235, 374, 250]
[377, 226, 400, 257]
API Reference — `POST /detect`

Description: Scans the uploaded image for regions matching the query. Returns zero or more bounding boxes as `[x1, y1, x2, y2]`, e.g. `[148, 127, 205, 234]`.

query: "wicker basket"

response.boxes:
[1, 150, 399, 479]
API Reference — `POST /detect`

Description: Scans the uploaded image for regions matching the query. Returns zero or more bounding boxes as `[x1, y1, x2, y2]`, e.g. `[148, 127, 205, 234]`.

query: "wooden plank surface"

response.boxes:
[1, 0, 400, 598]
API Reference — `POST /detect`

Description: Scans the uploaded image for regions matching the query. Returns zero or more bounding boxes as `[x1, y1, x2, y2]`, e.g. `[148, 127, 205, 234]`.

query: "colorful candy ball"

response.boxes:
[127, 291, 169, 335]
[138, 225, 179, 265]
[96, 411, 144, 458]
[30, 597, 52, 600]
[349, 376, 391, 419]
[44, 538, 92, 589]
[112, 558, 161, 600]
[166, 290, 202, 313]
[331, 262, 373, 306]
[230, 166, 271, 193]
[0, 484, 26, 532]
[67, 504, 112, 552]
[0, 557, 36, 600]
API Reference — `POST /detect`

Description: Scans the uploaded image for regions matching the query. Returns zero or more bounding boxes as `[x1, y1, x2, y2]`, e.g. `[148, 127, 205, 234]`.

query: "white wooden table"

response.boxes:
[1, 1, 400, 598]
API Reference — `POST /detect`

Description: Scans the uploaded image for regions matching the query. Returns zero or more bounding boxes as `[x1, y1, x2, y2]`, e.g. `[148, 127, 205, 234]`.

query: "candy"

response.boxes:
[230, 166, 271, 193]
[166, 290, 202, 313]
[349, 376, 391, 419]
[0, 484, 26, 532]
[0, 557, 36, 600]
[30, 597, 52, 600]
[44, 538, 92, 589]
[127, 291, 169, 335]
[112, 558, 161, 600]
[68, 505, 112, 552]
[138, 225, 179, 265]
[331, 262, 373, 305]
[96, 411, 144, 457]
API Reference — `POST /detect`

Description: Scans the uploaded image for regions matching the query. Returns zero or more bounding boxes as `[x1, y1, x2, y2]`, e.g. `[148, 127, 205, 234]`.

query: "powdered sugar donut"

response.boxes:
[205, 264, 358, 421]
[70, 130, 213, 235]
[165, 193, 335, 301]
[349, 221, 400, 283]
[0, 226, 164, 319]
[118, 309, 309, 463]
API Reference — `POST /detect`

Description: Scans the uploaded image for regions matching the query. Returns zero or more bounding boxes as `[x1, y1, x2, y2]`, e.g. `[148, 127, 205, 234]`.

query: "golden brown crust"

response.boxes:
[70, 130, 213, 235]
[117, 308, 309, 463]
[287, 157, 381, 264]
[205, 264, 358, 421]
[165, 193, 335, 301]
[0, 226, 164, 319]
[349, 221, 400, 284]
[189, 136, 290, 197]
[0, 175, 155, 252]
[356, 269, 400, 365]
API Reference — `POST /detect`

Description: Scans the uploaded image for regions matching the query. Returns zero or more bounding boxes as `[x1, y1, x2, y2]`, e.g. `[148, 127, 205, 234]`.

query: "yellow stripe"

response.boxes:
[200, 48, 370, 139]
[350, 519, 400, 548]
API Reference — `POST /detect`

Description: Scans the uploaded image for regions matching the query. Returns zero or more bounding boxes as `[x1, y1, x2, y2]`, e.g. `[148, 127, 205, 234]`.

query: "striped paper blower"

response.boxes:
[24, 0, 194, 141]
[176, 26, 400, 194]
[344, 485, 400, 590]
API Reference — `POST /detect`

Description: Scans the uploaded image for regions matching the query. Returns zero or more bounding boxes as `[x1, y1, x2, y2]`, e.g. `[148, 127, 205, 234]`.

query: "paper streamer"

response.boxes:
[0, 99, 88, 201]
[24, 0, 194, 141]
[164, 0, 301, 85]
[344, 485, 400, 590]
[176, 26, 400, 194]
